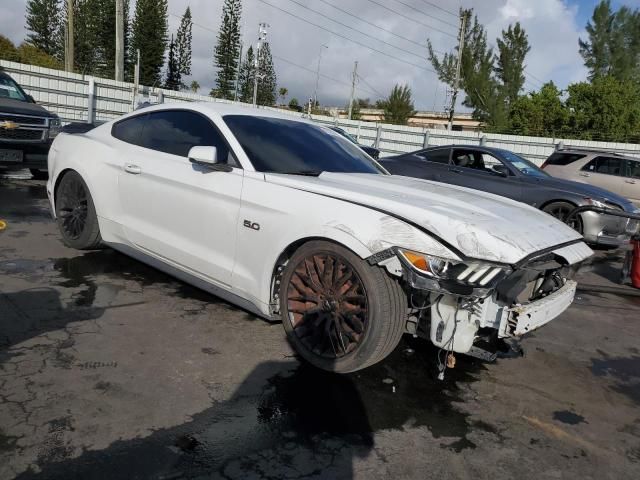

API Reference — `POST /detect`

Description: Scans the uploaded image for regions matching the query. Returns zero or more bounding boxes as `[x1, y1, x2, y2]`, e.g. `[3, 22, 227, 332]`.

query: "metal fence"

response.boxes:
[4, 59, 640, 165]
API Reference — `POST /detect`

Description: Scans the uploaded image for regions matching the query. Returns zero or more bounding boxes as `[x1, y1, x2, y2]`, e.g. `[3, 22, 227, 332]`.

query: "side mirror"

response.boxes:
[188, 146, 232, 172]
[492, 164, 510, 177]
[25, 94, 35, 103]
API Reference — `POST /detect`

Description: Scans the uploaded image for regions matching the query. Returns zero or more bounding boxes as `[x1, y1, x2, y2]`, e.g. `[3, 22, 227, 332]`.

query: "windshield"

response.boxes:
[224, 115, 384, 175]
[330, 126, 359, 145]
[0, 75, 28, 102]
[500, 150, 549, 178]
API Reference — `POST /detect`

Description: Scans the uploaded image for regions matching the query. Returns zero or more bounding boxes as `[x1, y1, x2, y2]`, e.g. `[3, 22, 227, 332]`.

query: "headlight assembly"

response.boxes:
[49, 118, 62, 139]
[397, 248, 510, 296]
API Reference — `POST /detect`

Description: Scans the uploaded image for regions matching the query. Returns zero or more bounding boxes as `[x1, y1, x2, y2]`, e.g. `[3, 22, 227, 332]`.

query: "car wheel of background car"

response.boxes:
[55, 171, 102, 249]
[542, 201, 583, 234]
[280, 240, 407, 373]
[29, 169, 48, 180]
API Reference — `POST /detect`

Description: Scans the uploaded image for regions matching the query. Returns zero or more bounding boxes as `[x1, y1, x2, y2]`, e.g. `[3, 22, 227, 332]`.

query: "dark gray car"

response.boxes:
[380, 145, 639, 246]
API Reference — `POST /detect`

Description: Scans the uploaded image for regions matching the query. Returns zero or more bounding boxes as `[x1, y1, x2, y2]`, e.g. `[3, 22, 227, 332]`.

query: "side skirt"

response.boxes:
[105, 241, 279, 322]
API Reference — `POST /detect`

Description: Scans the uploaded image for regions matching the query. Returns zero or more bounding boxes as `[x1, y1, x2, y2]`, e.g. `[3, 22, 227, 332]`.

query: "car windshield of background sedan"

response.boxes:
[223, 115, 384, 175]
[500, 149, 549, 178]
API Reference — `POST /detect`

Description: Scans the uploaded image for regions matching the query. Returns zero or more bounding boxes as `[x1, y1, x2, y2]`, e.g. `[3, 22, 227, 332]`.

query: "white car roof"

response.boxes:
[130, 101, 312, 124]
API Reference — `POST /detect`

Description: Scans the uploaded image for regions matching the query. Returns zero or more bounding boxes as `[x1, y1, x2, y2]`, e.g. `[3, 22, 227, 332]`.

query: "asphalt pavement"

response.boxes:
[1, 177, 639, 480]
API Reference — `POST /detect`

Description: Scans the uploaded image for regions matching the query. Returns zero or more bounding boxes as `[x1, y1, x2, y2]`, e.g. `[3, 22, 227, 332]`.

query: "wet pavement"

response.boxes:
[1, 178, 639, 479]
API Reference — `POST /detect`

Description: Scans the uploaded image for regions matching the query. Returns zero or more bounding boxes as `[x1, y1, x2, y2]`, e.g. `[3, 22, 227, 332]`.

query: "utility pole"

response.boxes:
[313, 44, 328, 108]
[65, 0, 74, 72]
[234, 42, 243, 102]
[252, 23, 268, 107]
[347, 61, 358, 120]
[448, 11, 467, 131]
[115, 0, 124, 81]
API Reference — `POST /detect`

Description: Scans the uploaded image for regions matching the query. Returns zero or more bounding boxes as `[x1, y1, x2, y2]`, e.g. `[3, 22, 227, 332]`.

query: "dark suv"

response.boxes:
[0, 70, 61, 178]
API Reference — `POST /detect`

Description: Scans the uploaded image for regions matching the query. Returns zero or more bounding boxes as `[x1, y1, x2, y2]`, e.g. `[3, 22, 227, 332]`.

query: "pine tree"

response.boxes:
[164, 35, 180, 90]
[25, 0, 62, 58]
[379, 84, 416, 125]
[130, 0, 168, 86]
[579, 0, 640, 81]
[256, 42, 276, 106]
[190, 80, 200, 93]
[238, 45, 255, 103]
[214, 0, 242, 100]
[176, 6, 192, 84]
[495, 22, 530, 107]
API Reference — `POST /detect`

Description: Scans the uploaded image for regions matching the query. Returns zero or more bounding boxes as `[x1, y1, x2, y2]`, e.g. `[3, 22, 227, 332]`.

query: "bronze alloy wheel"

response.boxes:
[286, 253, 369, 359]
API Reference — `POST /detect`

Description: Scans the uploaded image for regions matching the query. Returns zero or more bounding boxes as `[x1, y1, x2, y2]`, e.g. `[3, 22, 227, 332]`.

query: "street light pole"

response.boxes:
[313, 44, 328, 109]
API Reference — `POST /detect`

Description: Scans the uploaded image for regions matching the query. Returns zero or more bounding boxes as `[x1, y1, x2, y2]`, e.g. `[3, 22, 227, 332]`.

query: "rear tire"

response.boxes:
[55, 171, 102, 249]
[542, 201, 583, 234]
[280, 240, 407, 373]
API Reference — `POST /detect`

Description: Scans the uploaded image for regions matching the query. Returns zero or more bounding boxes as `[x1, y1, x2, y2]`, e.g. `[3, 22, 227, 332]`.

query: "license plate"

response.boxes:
[0, 149, 23, 163]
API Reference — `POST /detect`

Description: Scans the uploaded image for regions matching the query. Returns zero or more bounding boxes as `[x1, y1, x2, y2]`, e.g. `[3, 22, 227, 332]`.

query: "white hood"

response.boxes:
[266, 172, 585, 264]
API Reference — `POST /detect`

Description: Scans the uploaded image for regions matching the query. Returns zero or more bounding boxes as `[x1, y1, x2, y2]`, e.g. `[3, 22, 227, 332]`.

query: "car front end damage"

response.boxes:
[369, 241, 592, 370]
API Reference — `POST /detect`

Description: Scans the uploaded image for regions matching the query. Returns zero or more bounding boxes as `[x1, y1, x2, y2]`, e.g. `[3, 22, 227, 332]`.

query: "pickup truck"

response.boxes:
[0, 69, 61, 179]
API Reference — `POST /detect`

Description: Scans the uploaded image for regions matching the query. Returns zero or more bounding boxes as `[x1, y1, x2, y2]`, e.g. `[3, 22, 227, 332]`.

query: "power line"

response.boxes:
[416, 0, 459, 18]
[364, 0, 458, 38]
[171, 12, 383, 98]
[315, 0, 445, 55]
[280, 0, 429, 61]
[357, 74, 385, 98]
[256, 0, 437, 73]
[273, 54, 381, 98]
[389, 0, 459, 29]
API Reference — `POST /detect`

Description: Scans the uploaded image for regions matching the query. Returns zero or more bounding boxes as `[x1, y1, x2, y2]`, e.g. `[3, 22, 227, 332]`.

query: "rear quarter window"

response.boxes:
[111, 114, 147, 145]
[545, 152, 586, 166]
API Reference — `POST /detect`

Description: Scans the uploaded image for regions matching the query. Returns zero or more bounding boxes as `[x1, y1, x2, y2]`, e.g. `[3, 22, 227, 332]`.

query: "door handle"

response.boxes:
[124, 164, 141, 175]
[449, 168, 463, 174]
[579, 172, 591, 177]
[625, 179, 637, 184]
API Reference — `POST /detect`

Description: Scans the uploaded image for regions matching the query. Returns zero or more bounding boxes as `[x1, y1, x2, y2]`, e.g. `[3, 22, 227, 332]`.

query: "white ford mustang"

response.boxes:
[47, 103, 592, 373]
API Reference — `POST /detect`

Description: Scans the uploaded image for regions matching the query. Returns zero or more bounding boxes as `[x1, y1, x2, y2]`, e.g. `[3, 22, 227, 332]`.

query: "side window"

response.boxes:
[139, 110, 237, 166]
[452, 149, 485, 171]
[545, 152, 586, 165]
[419, 148, 450, 164]
[111, 114, 147, 145]
[582, 156, 624, 176]
[627, 159, 640, 179]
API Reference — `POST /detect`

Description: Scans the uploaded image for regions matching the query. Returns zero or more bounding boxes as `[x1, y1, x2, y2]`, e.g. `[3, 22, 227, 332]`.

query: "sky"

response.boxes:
[0, 0, 635, 111]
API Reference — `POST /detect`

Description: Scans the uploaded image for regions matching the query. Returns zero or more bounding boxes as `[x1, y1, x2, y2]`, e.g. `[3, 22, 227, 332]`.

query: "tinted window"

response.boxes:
[582, 156, 624, 176]
[499, 149, 548, 178]
[112, 114, 147, 145]
[627, 159, 640, 179]
[139, 110, 234, 164]
[223, 115, 383, 174]
[419, 149, 449, 164]
[545, 152, 586, 165]
[452, 149, 485, 170]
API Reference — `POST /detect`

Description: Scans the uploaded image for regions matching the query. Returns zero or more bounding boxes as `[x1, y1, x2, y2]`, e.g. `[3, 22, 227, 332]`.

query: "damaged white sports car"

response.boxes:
[47, 103, 592, 373]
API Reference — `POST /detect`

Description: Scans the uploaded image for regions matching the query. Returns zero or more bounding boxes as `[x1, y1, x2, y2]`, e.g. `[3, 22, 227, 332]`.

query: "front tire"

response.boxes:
[280, 240, 407, 373]
[542, 201, 583, 234]
[55, 171, 102, 249]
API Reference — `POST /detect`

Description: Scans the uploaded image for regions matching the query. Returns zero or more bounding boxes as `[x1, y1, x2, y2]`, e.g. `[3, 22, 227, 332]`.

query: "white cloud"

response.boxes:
[2, 0, 590, 109]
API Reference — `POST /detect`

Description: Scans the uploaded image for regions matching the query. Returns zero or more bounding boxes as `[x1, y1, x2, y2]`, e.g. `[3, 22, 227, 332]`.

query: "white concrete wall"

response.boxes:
[3, 59, 640, 165]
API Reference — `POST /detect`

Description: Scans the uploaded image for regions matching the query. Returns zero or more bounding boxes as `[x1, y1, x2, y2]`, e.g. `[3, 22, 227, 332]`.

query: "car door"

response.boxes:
[623, 158, 640, 207]
[579, 156, 627, 196]
[116, 109, 244, 287]
[413, 147, 452, 181]
[444, 148, 523, 201]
